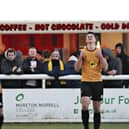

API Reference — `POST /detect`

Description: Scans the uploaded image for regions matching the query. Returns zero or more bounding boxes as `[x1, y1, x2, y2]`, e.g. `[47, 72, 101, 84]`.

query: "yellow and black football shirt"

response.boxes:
[81, 48, 102, 82]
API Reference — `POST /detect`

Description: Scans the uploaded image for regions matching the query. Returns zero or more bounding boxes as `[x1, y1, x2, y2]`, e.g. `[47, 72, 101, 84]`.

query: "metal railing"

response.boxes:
[0, 74, 129, 88]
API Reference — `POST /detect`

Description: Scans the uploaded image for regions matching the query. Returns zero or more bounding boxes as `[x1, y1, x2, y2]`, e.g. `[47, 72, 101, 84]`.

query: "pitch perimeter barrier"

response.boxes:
[0, 74, 129, 88]
[1, 74, 129, 122]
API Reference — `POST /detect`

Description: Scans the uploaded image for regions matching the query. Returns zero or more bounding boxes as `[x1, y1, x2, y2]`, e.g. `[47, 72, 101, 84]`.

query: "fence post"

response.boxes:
[42, 79, 46, 88]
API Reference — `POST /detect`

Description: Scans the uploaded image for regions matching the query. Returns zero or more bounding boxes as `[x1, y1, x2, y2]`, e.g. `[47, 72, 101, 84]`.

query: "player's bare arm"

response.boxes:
[96, 48, 108, 71]
[74, 50, 85, 72]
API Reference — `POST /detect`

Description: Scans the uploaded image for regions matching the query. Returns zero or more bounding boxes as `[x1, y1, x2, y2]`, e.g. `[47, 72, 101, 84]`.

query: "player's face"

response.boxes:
[86, 34, 96, 44]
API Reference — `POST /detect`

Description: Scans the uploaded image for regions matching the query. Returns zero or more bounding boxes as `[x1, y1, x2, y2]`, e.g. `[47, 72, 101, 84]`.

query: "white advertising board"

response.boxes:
[2, 89, 129, 122]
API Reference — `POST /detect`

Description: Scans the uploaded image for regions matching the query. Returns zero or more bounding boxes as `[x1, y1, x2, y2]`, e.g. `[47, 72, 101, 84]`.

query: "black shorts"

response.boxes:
[81, 82, 103, 101]
[0, 93, 2, 108]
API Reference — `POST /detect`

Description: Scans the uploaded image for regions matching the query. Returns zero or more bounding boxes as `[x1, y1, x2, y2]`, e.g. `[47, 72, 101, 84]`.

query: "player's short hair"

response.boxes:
[87, 32, 96, 37]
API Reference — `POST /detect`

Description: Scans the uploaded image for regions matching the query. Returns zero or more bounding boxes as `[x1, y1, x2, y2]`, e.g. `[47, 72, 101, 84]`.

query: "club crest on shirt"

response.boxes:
[89, 61, 97, 68]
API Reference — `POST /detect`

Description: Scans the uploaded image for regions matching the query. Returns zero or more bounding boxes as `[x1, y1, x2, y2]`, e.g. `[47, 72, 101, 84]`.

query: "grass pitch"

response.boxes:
[2, 123, 129, 129]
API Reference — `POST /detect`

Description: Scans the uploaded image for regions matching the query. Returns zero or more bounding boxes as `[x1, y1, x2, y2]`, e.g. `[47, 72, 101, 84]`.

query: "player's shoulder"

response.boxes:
[81, 47, 88, 52]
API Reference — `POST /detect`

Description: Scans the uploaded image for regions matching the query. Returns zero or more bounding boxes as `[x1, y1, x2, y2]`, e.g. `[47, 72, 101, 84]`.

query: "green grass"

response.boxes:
[2, 123, 129, 129]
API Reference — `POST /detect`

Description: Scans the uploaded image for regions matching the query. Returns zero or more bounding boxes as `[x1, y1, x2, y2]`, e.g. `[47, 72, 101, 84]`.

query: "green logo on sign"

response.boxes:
[74, 108, 79, 114]
[16, 93, 24, 101]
